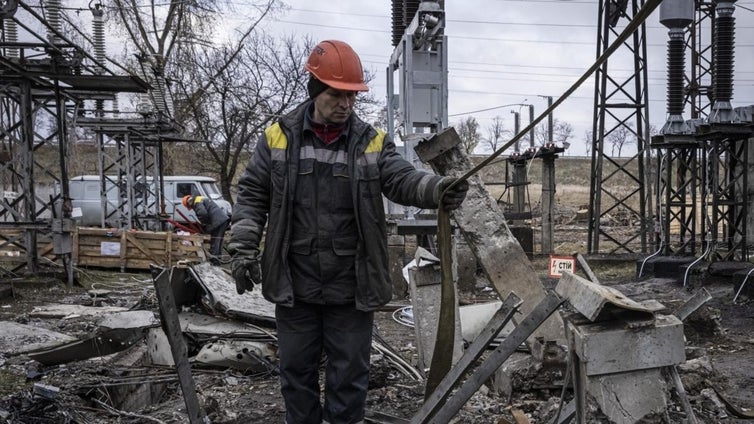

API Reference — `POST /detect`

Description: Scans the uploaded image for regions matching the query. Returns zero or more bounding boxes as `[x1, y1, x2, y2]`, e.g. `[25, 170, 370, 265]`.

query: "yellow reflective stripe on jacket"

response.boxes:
[264, 123, 384, 155]
[366, 129, 385, 154]
[265, 123, 288, 149]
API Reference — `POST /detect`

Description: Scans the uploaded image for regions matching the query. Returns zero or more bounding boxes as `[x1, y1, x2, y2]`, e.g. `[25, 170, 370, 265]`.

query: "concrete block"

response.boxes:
[588, 368, 668, 424]
[570, 314, 685, 376]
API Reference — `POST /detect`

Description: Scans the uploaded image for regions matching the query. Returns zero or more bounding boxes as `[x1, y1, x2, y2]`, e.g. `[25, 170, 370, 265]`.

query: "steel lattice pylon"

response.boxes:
[1, 0, 155, 281]
[652, 1, 753, 263]
[588, 0, 653, 255]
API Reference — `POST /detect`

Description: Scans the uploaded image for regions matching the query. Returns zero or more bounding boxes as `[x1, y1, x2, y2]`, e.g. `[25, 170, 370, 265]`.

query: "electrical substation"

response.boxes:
[2, 0, 754, 422]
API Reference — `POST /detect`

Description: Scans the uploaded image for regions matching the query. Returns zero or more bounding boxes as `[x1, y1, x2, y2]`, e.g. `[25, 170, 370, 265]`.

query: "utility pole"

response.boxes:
[528, 104, 535, 148]
[510, 110, 520, 153]
[539, 95, 554, 143]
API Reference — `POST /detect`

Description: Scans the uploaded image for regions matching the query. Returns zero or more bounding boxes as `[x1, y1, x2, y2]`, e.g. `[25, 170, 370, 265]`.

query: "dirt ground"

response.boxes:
[1, 173, 754, 423]
[1, 248, 753, 423]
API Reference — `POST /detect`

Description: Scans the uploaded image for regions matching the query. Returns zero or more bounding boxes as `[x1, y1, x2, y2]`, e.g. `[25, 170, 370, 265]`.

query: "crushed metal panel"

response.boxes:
[28, 311, 159, 365]
[28, 327, 146, 365]
[189, 263, 275, 326]
[147, 327, 175, 366]
[179, 311, 272, 340]
[193, 339, 277, 372]
[0, 321, 77, 355]
[555, 271, 654, 322]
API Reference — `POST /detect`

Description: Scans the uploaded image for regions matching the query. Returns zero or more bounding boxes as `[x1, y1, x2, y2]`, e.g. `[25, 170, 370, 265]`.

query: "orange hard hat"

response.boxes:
[305, 40, 369, 92]
[182, 195, 192, 208]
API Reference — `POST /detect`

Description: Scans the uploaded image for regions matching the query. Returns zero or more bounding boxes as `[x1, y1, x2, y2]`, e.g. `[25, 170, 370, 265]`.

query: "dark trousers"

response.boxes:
[276, 303, 373, 424]
[208, 219, 229, 256]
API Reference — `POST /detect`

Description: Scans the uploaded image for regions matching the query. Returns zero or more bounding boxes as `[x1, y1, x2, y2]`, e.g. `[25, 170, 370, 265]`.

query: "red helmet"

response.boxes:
[182, 195, 192, 208]
[305, 40, 369, 92]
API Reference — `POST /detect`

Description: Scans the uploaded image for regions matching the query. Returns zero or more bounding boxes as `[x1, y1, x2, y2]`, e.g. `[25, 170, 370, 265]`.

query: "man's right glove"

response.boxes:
[231, 254, 262, 295]
[435, 177, 470, 211]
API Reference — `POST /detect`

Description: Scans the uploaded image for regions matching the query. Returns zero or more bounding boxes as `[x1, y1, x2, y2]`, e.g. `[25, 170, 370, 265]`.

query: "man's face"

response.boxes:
[313, 88, 357, 125]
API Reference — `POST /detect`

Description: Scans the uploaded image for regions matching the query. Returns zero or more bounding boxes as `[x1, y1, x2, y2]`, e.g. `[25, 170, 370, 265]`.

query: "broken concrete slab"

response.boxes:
[0, 321, 77, 355]
[556, 272, 654, 322]
[30, 304, 129, 319]
[588, 368, 668, 424]
[98, 310, 159, 330]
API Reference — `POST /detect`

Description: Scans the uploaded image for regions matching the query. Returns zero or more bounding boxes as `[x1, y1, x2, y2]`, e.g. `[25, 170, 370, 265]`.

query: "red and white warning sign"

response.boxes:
[548, 255, 576, 279]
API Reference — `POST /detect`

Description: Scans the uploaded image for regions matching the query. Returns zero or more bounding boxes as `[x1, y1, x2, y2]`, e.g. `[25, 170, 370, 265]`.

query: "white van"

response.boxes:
[67, 175, 232, 228]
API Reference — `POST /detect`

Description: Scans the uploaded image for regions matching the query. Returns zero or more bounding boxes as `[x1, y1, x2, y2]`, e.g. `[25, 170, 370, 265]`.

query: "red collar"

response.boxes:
[310, 121, 345, 145]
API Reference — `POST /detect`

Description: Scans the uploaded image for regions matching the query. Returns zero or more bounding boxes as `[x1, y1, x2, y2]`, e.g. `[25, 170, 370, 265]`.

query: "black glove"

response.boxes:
[231, 254, 262, 295]
[435, 177, 469, 211]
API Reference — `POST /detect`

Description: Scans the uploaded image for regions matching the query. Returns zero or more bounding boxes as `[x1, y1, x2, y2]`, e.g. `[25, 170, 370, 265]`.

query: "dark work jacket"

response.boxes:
[192, 196, 230, 233]
[229, 100, 443, 311]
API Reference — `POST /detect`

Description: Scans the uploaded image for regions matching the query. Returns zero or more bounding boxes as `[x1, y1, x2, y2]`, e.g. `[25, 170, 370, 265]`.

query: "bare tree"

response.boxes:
[534, 118, 575, 147]
[173, 34, 312, 201]
[108, 0, 281, 69]
[484, 116, 508, 153]
[455, 116, 481, 155]
[607, 123, 635, 156]
[553, 120, 574, 146]
[584, 130, 593, 157]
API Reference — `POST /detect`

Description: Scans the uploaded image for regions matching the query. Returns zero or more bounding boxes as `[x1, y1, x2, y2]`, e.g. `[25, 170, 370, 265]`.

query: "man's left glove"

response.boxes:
[435, 177, 470, 211]
[231, 254, 261, 295]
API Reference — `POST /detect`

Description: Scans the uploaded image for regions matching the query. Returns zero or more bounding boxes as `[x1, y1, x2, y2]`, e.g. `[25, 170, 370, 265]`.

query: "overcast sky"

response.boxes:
[254, 0, 754, 156]
[10, 0, 753, 156]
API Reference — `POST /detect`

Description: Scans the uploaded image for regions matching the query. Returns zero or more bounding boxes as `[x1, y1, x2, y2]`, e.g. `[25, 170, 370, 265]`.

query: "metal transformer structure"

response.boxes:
[1, 0, 181, 281]
[651, 0, 753, 263]
[387, 0, 447, 167]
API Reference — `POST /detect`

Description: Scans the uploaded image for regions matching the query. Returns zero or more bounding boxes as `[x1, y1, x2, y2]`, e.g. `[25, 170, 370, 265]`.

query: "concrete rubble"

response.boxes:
[0, 256, 752, 422]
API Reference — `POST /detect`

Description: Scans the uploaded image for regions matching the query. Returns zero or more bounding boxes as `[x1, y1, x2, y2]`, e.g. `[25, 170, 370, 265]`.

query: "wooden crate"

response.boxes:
[0, 230, 56, 265]
[73, 227, 207, 270]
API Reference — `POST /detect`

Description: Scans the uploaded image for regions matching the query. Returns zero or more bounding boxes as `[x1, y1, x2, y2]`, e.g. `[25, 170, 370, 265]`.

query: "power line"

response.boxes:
[274, 20, 754, 47]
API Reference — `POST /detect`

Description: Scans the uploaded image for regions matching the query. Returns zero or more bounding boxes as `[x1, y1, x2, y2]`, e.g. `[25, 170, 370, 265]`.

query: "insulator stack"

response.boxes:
[92, 6, 106, 73]
[44, 0, 62, 45]
[391, 0, 404, 46]
[3, 19, 19, 58]
[713, 5, 735, 104]
[153, 75, 173, 118]
[666, 30, 685, 116]
[659, 0, 693, 133]
[405, 1, 420, 28]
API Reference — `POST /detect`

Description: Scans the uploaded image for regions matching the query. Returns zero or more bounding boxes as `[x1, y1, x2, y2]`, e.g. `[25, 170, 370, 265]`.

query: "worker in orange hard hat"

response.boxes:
[228, 40, 468, 424]
[183, 194, 230, 258]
